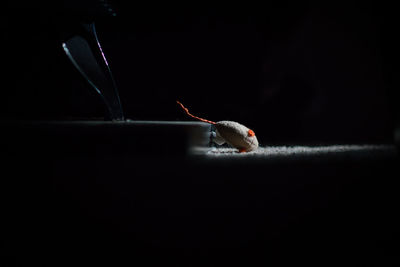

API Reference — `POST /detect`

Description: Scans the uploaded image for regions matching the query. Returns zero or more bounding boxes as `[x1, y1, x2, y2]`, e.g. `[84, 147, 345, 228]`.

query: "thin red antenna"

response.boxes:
[176, 101, 217, 125]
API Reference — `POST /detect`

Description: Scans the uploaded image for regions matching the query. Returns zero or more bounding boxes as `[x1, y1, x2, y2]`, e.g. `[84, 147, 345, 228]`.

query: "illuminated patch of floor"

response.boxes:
[206, 145, 397, 159]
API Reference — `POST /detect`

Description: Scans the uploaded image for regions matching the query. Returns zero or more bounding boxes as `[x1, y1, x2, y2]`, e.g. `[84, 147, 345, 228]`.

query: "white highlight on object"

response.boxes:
[177, 101, 259, 152]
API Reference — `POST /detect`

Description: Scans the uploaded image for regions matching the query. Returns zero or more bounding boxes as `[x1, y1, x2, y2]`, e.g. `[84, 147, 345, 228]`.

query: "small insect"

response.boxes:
[177, 101, 259, 152]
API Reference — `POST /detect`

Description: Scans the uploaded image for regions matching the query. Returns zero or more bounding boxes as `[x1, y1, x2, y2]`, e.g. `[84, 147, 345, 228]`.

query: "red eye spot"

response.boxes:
[248, 129, 255, 137]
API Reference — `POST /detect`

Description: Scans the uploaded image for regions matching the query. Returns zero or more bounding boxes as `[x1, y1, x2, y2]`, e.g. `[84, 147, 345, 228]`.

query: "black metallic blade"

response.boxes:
[62, 23, 124, 120]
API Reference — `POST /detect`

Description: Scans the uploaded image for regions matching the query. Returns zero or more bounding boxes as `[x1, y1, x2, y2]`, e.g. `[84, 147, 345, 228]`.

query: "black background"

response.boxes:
[3, 2, 400, 266]
[4, 1, 396, 144]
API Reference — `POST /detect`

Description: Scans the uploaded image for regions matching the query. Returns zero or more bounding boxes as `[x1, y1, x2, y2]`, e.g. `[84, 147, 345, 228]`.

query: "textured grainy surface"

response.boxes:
[207, 144, 396, 158]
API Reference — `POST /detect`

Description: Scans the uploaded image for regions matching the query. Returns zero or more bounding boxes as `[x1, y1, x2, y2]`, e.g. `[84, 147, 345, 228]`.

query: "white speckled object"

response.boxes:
[215, 121, 259, 152]
[176, 101, 259, 152]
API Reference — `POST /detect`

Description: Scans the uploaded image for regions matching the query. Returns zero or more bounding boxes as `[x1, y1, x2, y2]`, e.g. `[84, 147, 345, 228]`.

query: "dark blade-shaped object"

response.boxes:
[62, 22, 124, 120]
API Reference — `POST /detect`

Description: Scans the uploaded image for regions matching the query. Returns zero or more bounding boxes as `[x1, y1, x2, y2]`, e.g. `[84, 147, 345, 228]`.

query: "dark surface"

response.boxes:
[3, 126, 400, 266]
[3, 120, 211, 157]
